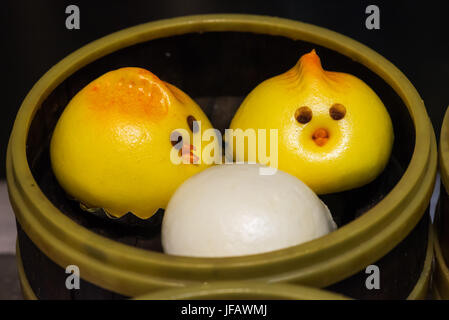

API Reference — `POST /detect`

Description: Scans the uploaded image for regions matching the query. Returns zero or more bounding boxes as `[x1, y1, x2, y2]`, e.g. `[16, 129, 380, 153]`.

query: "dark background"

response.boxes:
[2, 0, 449, 178]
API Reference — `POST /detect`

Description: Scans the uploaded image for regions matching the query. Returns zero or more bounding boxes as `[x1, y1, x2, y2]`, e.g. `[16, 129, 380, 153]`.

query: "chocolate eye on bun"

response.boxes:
[162, 163, 336, 258]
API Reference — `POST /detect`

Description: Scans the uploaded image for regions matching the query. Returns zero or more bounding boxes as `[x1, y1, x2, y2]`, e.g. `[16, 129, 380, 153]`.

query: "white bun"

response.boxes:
[162, 163, 336, 257]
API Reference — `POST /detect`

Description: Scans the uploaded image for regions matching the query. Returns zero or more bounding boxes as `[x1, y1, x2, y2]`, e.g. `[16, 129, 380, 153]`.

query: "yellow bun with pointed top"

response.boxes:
[229, 50, 394, 194]
[50, 67, 213, 219]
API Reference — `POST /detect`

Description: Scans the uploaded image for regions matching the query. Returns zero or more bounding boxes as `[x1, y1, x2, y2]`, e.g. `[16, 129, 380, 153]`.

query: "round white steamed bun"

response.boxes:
[162, 163, 336, 257]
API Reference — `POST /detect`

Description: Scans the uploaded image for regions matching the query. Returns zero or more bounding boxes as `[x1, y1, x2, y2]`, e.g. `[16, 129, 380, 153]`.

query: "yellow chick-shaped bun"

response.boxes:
[229, 50, 394, 194]
[51, 67, 213, 219]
